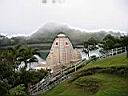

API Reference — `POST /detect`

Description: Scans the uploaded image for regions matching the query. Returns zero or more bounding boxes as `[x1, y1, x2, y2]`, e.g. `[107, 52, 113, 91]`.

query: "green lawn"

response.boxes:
[39, 54, 128, 96]
[82, 54, 128, 69]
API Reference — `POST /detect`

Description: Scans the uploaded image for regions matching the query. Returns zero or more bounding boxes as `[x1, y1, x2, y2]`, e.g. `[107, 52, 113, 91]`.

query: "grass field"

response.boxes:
[40, 54, 128, 96]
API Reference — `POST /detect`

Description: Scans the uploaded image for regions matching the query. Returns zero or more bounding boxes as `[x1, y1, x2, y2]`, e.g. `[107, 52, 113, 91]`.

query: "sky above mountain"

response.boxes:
[0, 0, 128, 37]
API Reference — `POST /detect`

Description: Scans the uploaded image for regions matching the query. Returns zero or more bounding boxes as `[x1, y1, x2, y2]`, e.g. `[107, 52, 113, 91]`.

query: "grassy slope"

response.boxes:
[40, 54, 128, 96]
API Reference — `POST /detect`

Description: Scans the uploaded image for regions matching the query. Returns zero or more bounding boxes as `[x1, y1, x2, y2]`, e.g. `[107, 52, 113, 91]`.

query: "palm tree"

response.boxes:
[27, 56, 38, 70]
[1, 45, 38, 70]
[18, 46, 39, 69]
[7, 45, 22, 70]
[0, 45, 22, 72]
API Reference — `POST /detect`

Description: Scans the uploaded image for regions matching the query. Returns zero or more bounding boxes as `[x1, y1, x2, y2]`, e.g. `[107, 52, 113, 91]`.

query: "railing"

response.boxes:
[29, 46, 127, 96]
[99, 47, 126, 58]
[29, 60, 86, 96]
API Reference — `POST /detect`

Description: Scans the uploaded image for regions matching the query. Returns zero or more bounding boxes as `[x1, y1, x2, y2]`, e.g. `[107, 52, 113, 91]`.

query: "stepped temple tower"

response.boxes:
[46, 33, 81, 72]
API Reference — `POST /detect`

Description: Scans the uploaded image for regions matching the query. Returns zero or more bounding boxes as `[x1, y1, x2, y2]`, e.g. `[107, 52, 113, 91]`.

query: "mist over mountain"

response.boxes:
[28, 22, 124, 45]
[0, 22, 126, 47]
[30, 22, 73, 43]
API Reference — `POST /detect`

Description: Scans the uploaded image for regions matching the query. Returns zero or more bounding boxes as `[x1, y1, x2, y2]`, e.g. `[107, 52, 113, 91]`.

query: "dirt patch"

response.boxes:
[74, 77, 100, 94]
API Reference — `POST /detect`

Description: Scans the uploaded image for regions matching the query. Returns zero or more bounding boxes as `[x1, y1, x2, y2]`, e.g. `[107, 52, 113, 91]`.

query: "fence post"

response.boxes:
[37, 83, 39, 93]
[112, 49, 113, 56]
[116, 48, 118, 55]
[75, 63, 76, 72]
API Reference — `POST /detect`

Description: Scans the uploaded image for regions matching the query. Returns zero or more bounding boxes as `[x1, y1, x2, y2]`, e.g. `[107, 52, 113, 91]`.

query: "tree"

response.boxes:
[103, 34, 115, 41]
[7, 45, 22, 70]
[88, 37, 98, 45]
[18, 46, 39, 69]
[83, 41, 89, 57]
[102, 34, 117, 49]
[0, 45, 48, 95]
[0, 58, 13, 96]
[0, 80, 9, 96]
[103, 39, 115, 49]
[19, 68, 47, 87]
[9, 84, 27, 96]
[84, 41, 89, 48]
[119, 36, 128, 58]
[0, 34, 11, 46]
[120, 36, 128, 46]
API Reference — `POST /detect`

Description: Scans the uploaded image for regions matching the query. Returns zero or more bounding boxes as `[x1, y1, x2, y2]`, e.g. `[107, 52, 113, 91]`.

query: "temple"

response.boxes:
[46, 33, 81, 72]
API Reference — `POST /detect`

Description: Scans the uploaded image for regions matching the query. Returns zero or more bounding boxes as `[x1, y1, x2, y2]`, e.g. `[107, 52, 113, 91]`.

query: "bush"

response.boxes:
[9, 84, 28, 96]
[0, 80, 9, 96]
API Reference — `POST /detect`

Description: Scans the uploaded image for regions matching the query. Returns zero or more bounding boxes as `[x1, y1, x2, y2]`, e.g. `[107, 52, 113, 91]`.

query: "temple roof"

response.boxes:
[57, 33, 66, 37]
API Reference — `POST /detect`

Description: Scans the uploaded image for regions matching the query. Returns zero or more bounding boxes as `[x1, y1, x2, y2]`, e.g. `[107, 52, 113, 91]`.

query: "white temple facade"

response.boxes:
[46, 33, 81, 72]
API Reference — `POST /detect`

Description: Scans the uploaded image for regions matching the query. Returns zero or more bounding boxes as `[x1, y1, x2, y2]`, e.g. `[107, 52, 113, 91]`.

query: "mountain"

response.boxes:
[0, 22, 125, 47]
[29, 22, 106, 44]
[28, 22, 123, 45]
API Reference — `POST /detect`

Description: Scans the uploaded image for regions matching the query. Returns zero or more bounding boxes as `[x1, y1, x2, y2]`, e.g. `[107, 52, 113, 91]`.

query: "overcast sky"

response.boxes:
[0, 0, 128, 36]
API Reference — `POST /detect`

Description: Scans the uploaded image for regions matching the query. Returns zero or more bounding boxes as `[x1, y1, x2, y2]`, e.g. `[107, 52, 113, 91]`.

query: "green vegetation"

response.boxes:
[40, 54, 128, 96]
[102, 34, 128, 50]
[1, 30, 128, 95]
[0, 45, 48, 96]
[0, 30, 125, 49]
[83, 34, 128, 51]
[9, 84, 27, 96]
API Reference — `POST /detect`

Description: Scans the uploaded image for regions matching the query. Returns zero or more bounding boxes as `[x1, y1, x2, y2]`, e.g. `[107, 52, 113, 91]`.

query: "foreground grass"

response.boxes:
[40, 54, 128, 96]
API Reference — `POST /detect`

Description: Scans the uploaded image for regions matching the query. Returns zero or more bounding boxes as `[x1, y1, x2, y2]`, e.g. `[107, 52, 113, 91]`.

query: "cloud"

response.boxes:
[0, 0, 128, 36]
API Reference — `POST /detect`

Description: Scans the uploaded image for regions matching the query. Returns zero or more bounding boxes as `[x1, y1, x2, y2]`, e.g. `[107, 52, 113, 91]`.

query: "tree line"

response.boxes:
[84, 34, 128, 50]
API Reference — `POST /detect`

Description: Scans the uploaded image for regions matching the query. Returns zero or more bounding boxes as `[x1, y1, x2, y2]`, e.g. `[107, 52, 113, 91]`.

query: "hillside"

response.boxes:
[40, 54, 128, 96]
